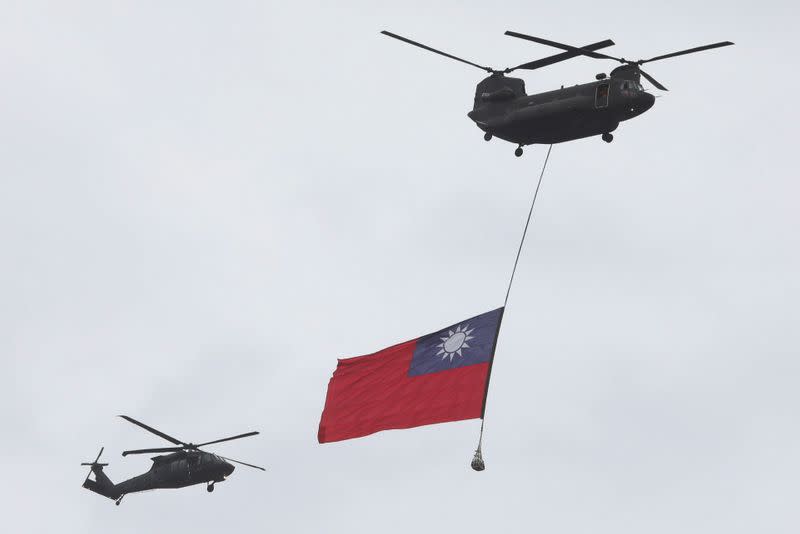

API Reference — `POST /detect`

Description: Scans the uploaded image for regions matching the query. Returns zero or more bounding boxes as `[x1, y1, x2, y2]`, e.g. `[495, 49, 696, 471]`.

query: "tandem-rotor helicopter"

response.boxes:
[82, 416, 265, 505]
[381, 30, 733, 156]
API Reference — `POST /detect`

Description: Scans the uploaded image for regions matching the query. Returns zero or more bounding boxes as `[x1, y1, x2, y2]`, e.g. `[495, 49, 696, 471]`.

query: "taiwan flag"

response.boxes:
[318, 307, 504, 443]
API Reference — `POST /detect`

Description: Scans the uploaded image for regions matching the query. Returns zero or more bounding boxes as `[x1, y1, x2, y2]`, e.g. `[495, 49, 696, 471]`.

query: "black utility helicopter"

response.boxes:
[381, 30, 733, 156]
[82, 415, 265, 505]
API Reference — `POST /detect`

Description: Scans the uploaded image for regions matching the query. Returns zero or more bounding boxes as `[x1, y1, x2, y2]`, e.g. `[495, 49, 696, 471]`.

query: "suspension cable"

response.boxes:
[504, 144, 553, 307]
[473, 144, 554, 471]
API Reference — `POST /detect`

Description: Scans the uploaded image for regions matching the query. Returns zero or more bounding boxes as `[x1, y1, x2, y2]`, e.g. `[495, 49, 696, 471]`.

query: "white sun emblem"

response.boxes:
[436, 324, 475, 362]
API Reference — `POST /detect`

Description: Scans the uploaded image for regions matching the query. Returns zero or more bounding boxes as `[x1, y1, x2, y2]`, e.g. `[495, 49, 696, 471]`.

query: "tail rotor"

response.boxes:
[81, 447, 108, 483]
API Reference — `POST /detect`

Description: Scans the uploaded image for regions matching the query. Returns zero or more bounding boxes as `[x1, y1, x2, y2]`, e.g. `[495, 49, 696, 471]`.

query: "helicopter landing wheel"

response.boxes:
[484, 132, 492, 142]
[115, 495, 124, 506]
[207, 483, 215, 493]
[602, 132, 614, 143]
[514, 146, 523, 157]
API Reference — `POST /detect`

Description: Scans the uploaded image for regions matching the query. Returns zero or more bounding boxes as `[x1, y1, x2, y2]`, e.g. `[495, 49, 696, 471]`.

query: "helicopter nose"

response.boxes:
[627, 91, 655, 116]
[641, 91, 655, 110]
[224, 462, 235, 476]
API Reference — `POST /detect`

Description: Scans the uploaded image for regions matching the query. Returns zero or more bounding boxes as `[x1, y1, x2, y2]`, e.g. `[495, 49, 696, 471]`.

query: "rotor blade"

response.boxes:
[381, 31, 493, 72]
[119, 415, 183, 445]
[639, 69, 668, 91]
[640, 41, 734, 64]
[510, 39, 615, 71]
[220, 455, 266, 471]
[505, 31, 621, 61]
[121, 446, 183, 456]
[195, 431, 260, 448]
[82, 447, 107, 467]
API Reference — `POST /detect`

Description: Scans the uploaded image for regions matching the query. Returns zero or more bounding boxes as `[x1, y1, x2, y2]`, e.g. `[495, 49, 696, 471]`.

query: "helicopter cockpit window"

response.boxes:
[621, 80, 642, 93]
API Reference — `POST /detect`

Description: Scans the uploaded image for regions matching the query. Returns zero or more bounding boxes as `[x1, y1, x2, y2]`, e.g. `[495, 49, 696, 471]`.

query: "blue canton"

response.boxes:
[408, 308, 503, 377]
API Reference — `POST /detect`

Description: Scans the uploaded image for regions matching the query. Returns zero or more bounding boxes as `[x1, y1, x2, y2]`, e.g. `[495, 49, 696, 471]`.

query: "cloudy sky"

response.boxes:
[2, 1, 797, 532]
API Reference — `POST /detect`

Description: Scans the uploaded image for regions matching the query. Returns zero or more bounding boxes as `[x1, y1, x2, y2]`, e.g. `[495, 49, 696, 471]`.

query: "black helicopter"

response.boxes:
[381, 31, 733, 156]
[82, 415, 265, 505]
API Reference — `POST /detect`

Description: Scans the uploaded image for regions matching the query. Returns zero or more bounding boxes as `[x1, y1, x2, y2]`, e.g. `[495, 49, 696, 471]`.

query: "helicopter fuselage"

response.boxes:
[381, 29, 731, 154]
[84, 450, 234, 503]
[118, 451, 234, 492]
[82, 415, 263, 504]
[468, 74, 655, 146]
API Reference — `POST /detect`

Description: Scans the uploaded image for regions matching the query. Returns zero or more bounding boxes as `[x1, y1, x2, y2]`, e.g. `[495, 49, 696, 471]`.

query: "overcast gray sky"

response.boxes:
[2, 1, 798, 532]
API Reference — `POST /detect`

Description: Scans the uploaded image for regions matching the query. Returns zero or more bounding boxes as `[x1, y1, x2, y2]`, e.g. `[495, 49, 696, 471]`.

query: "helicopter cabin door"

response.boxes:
[595, 82, 610, 109]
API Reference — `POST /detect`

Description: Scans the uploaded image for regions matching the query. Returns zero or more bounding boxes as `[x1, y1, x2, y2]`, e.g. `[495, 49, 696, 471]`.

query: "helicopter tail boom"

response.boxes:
[83, 465, 122, 500]
[81, 448, 122, 500]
